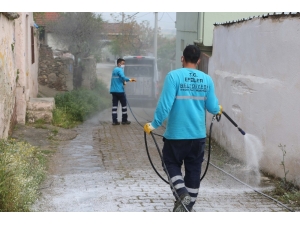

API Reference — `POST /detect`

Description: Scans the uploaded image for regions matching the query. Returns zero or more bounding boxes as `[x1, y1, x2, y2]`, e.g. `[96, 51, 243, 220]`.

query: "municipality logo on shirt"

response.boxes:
[180, 74, 207, 92]
[180, 83, 208, 92]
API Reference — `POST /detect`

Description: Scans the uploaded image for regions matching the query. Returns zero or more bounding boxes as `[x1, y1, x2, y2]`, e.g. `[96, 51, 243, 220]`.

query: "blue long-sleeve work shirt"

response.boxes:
[150, 68, 220, 139]
[109, 67, 130, 93]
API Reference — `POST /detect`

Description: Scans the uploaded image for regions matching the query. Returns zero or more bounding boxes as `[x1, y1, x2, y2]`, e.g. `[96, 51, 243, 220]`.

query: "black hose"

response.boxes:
[128, 97, 190, 210]
[213, 113, 294, 212]
[208, 162, 295, 212]
[142, 116, 216, 211]
[143, 118, 214, 184]
[200, 116, 214, 181]
[144, 132, 168, 184]
[126, 96, 164, 138]
[143, 113, 295, 212]
[127, 96, 294, 212]
[126, 97, 144, 127]
[144, 131, 190, 212]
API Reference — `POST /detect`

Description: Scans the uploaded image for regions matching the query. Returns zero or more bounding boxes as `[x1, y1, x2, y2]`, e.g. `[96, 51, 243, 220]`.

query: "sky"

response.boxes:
[5, 0, 297, 17]
[99, 12, 176, 30]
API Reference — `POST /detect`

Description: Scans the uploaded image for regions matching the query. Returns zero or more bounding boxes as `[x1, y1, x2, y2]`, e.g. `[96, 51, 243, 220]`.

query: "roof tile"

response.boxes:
[34, 12, 60, 26]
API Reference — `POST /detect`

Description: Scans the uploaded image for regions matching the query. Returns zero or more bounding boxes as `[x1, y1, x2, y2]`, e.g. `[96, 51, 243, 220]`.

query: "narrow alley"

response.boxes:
[31, 106, 290, 212]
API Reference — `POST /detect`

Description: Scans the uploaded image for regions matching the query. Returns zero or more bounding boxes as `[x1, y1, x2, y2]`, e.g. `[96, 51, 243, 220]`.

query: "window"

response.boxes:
[31, 26, 35, 64]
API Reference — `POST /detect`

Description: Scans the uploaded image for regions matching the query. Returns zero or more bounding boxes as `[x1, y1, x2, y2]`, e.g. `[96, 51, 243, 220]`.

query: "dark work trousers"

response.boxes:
[111, 92, 128, 123]
[162, 137, 205, 209]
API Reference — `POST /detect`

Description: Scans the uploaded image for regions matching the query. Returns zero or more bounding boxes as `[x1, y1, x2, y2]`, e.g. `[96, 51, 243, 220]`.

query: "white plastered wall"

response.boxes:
[15, 12, 39, 125]
[208, 15, 300, 185]
[0, 12, 39, 138]
[0, 13, 16, 138]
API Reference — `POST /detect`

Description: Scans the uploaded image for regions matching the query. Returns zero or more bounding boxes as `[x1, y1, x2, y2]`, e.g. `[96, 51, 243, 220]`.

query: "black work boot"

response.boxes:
[173, 193, 191, 212]
[121, 121, 131, 125]
[112, 121, 120, 125]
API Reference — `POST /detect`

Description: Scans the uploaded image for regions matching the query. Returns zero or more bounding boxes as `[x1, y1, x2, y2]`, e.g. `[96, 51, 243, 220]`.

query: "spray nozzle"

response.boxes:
[238, 127, 246, 135]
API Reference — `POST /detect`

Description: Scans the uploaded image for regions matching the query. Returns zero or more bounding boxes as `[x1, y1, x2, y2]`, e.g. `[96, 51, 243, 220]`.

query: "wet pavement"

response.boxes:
[31, 107, 292, 212]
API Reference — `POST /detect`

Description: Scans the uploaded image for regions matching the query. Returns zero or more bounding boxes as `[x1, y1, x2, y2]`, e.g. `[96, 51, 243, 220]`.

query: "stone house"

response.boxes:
[33, 12, 67, 50]
[34, 12, 102, 90]
[34, 12, 74, 91]
[0, 12, 39, 139]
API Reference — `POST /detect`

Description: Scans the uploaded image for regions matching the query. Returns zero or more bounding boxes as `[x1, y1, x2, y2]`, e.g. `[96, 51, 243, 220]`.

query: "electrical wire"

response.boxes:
[128, 12, 139, 19]
[158, 13, 165, 21]
[166, 12, 175, 22]
[135, 12, 152, 19]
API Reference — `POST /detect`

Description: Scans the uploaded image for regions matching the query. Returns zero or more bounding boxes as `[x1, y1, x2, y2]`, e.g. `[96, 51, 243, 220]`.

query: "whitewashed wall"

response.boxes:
[15, 12, 39, 125]
[0, 12, 39, 139]
[0, 13, 16, 138]
[208, 15, 300, 185]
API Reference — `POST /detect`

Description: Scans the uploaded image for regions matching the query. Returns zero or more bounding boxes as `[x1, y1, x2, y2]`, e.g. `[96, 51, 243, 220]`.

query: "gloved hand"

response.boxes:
[130, 78, 136, 82]
[217, 105, 223, 115]
[144, 123, 155, 134]
[123, 81, 126, 85]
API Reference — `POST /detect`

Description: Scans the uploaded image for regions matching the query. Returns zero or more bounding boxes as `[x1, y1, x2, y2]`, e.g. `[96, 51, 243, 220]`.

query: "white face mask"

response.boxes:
[120, 65, 125, 69]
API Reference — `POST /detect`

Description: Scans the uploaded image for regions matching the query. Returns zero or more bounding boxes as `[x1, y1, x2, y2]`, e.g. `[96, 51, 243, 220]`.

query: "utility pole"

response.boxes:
[154, 12, 158, 80]
[154, 12, 158, 60]
[121, 12, 125, 57]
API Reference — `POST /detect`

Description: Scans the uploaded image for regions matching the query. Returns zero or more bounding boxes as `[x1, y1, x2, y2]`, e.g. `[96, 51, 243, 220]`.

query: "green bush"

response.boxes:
[0, 139, 46, 212]
[53, 79, 110, 128]
[52, 107, 79, 129]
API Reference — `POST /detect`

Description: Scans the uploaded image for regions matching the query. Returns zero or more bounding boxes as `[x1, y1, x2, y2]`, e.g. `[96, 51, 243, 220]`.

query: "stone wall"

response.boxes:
[38, 44, 73, 91]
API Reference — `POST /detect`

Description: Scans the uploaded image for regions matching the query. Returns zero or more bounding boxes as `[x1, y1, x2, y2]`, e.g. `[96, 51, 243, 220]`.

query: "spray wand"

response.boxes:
[216, 111, 246, 135]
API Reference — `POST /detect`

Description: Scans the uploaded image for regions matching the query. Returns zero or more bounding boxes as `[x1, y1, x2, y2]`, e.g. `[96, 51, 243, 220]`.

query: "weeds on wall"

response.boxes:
[11, 43, 15, 52]
[16, 69, 19, 84]
[52, 79, 110, 128]
[278, 143, 289, 188]
[209, 137, 300, 209]
[262, 144, 300, 209]
[0, 139, 47, 212]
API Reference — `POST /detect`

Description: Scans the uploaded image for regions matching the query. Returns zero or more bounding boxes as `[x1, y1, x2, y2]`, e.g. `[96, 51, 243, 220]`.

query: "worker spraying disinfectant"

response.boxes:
[109, 58, 136, 125]
[144, 45, 222, 212]
[137, 49, 295, 211]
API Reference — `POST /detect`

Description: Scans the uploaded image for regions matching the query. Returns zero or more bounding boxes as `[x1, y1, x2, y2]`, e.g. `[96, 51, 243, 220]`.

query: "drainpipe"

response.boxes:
[194, 12, 204, 45]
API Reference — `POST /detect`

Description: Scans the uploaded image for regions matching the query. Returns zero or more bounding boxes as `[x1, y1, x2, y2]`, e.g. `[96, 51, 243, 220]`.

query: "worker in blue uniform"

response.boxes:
[144, 45, 222, 212]
[110, 58, 136, 125]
